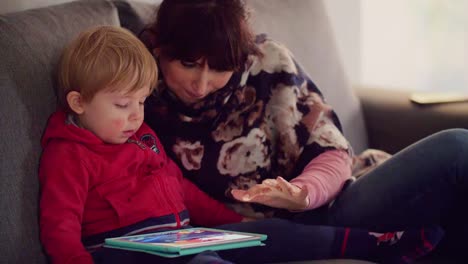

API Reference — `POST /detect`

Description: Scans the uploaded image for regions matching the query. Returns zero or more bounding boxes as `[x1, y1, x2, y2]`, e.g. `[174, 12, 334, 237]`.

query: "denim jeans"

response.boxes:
[330, 129, 468, 229]
[293, 128, 468, 255]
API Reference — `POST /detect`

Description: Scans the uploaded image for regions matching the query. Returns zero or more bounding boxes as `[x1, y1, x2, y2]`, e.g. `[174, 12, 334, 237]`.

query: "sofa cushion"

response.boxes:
[113, 0, 160, 35]
[247, 0, 368, 152]
[0, 1, 120, 262]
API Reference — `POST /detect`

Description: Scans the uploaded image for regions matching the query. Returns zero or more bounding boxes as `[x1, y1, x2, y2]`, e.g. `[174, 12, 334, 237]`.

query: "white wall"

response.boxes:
[322, 0, 468, 93]
[324, 0, 361, 85]
[361, 0, 468, 92]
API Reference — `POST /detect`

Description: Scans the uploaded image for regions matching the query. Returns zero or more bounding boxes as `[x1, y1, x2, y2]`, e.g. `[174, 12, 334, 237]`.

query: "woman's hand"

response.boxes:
[231, 177, 309, 211]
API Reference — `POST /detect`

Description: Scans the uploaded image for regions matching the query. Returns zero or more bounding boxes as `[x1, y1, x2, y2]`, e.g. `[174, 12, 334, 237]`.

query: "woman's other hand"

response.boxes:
[231, 177, 309, 211]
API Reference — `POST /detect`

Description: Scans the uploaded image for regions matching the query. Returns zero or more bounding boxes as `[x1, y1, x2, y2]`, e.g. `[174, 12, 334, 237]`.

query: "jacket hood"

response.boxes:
[41, 111, 103, 148]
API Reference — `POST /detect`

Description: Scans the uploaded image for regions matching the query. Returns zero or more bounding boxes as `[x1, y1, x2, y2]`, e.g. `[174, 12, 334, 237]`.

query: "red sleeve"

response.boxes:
[181, 176, 243, 226]
[39, 142, 93, 264]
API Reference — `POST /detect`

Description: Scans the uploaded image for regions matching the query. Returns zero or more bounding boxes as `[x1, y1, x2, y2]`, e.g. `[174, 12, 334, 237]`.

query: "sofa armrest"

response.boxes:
[356, 86, 468, 154]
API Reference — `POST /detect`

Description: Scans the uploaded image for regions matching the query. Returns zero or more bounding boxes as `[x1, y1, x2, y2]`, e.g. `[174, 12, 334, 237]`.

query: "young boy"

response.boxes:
[39, 25, 443, 264]
[39, 26, 242, 264]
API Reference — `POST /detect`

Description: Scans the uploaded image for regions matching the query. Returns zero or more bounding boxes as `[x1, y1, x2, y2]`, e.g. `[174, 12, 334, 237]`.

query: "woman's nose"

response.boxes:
[192, 68, 210, 97]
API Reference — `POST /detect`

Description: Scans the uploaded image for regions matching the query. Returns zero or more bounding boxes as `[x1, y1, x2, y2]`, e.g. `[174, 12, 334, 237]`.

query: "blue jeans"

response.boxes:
[294, 129, 468, 252]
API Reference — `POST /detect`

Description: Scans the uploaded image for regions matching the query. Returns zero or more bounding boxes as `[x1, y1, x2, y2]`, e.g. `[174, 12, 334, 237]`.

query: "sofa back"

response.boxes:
[0, 1, 366, 263]
[0, 1, 122, 262]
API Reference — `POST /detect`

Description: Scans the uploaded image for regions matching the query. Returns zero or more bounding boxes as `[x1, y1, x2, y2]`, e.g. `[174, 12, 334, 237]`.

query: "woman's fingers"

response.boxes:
[231, 185, 273, 201]
[262, 178, 277, 187]
[231, 177, 309, 210]
[231, 189, 249, 201]
[276, 176, 297, 195]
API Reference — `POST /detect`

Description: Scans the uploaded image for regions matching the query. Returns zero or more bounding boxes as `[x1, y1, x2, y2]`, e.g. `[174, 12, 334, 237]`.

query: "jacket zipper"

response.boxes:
[129, 138, 181, 228]
[156, 178, 181, 228]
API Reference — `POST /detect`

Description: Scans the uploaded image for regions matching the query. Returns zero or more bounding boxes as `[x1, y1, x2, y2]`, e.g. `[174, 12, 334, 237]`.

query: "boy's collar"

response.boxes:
[66, 113, 83, 128]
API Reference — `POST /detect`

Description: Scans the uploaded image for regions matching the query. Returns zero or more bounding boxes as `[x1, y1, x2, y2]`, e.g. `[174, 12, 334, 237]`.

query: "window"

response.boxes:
[361, 0, 468, 92]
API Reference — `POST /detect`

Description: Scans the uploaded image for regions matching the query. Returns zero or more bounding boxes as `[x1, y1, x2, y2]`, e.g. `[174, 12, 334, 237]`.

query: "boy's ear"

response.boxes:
[66, 91, 85, 114]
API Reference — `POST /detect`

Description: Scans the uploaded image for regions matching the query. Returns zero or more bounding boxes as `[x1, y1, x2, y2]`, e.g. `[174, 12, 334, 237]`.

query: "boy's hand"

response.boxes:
[231, 177, 309, 211]
[241, 217, 257, 222]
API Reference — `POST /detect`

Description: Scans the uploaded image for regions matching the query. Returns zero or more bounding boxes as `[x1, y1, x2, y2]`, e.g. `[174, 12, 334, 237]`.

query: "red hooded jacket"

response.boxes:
[39, 111, 242, 264]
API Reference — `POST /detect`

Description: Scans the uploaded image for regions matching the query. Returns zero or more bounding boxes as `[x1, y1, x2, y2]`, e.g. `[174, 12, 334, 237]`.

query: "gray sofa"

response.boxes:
[2, 0, 468, 263]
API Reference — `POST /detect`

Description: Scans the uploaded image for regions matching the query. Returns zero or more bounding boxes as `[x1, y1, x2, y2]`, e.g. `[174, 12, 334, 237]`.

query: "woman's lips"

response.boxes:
[185, 89, 205, 99]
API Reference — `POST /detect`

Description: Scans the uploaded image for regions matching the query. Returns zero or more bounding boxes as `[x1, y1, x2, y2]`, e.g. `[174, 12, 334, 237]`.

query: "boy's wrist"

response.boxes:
[241, 217, 257, 222]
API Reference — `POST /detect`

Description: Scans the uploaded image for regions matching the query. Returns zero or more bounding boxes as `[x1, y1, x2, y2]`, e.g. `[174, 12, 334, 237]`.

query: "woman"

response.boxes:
[142, 0, 351, 219]
[141, 0, 466, 261]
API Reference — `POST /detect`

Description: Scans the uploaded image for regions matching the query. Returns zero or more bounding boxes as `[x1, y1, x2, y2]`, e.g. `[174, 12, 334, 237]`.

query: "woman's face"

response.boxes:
[157, 54, 234, 105]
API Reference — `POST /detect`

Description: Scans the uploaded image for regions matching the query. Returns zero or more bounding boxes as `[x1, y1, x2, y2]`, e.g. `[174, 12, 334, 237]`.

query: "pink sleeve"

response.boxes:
[290, 149, 352, 210]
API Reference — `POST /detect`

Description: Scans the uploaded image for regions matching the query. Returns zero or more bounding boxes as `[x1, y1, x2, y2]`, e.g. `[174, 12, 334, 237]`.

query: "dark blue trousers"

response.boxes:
[93, 218, 342, 263]
[293, 129, 468, 256]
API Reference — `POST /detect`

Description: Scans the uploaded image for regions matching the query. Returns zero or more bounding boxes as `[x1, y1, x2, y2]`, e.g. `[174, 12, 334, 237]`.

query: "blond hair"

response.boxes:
[57, 25, 158, 111]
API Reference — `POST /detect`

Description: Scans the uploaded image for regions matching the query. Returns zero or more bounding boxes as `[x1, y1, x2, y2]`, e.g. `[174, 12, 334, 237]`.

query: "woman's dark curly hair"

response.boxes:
[140, 0, 262, 71]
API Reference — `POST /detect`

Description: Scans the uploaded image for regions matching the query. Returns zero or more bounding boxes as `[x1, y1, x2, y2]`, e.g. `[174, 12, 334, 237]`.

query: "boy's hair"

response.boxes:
[57, 25, 158, 112]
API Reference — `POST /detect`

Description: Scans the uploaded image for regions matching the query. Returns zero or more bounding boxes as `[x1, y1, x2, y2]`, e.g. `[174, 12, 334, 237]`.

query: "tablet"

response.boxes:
[104, 227, 267, 258]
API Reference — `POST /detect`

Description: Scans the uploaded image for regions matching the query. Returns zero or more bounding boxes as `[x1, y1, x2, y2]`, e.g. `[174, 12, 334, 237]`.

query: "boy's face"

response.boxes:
[77, 86, 149, 144]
